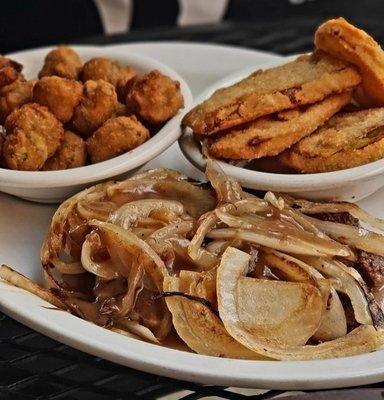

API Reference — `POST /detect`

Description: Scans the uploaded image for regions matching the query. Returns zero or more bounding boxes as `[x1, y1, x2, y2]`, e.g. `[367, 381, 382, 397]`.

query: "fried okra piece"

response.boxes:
[86, 116, 149, 163]
[33, 76, 83, 123]
[42, 130, 86, 170]
[3, 103, 63, 170]
[112, 102, 129, 117]
[81, 57, 135, 100]
[39, 45, 82, 80]
[0, 78, 35, 123]
[0, 56, 23, 87]
[125, 70, 184, 124]
[72, 79, 118, 136]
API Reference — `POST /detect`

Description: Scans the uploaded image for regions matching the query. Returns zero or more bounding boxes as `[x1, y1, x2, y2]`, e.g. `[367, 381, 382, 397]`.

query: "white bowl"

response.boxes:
[0, 46, 193, 203]
[179, 60, 384, 202]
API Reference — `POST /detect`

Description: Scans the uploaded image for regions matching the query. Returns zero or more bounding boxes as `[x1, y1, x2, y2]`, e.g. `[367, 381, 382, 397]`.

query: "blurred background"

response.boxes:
[1, 0, 383, 55]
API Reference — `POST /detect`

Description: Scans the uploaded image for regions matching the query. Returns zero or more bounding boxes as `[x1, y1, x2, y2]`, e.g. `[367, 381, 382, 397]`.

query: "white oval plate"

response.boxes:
[1, 42, 384, 390]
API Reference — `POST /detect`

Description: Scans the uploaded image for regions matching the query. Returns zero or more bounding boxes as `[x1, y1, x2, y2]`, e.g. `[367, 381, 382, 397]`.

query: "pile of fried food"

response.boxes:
[2, 160, 384, 360]
[0, 46, 183, 171]
[183, 18, 384, 173]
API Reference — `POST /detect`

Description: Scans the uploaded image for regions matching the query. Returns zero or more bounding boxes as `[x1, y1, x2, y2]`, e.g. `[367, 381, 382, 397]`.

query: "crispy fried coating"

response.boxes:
[207, 91, 351, 160]
[0, 56, 22, 72]
[3, 103, 63, 170]
[0, 78, 35, 123]
[42, 130, 86, 170]
[0, 67, 20, 88]
[0, 56, 23, 88]
[80, 57, 132, 85]
[81, 57, 135, 97]
[315, 18, 384, 107]
[126, 70, 183, 124]
[72, 79, 118, 136]
[280, 108, 384, 173]
[39, 45, 82, 80]
[112, 102, 129, 117]
[86, 115, 149, 163]
[33, 76, 83, 123]
[183, 52, 361, 135]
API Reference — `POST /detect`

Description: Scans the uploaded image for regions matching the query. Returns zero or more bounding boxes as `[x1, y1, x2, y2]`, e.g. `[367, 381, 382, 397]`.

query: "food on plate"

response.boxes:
[1, 161, 384, 360]
[2, 103, 63, 170]
[182, 52, 360, 136]
[0, 46, 184, 171]
[183, 19, 384, 174]
[42, 130, 87, 170]
[0, 78, 35, 123]
[80, 57, 136, 101]
[33, 76, 83, 123]
[86, 116, 149, 163]
[0, 56, 23, 88]
[72, 79, 118, 136]
[112, 102, 129, 117]
[126, 70, 184, 124]
[39, 45, 82, 80]
[207, 91, 351, 159]
[315, 18, 384, 106]
[280, 108, 384, 173]
[0, 66, 19, 88]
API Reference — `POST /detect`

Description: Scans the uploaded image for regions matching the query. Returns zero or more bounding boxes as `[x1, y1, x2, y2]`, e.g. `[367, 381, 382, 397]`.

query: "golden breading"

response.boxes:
[0, 56, 23, 87]
[112, 102, 129, 117]
[81, 57, 135, 85]
[72, 79, 118, 136]
[315, 18, 384, 106]
[0, 78, 35, 123]
[81, 57, 135, 101]
[3, 103, 63, 170]
[126, 70, 184, 124]
[0, 66, 20, 88]
[182, 52, 361, 136]
[39, 45, 82, 80]
[42, 130, 86, 170]
[280, 108, 384, 173]
[207, 91, 351, 160]
[0, 56, 22, 72]
[33, 76, 83, 123]
[86, 115, 149, 163]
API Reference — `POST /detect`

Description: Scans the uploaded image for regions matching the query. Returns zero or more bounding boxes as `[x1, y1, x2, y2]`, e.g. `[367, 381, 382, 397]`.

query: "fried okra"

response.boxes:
[125, 70, 183, 124]
[0, 56, 23, 87]
[33, 76, 83, 123]
[42, 130, 86, 170]
[2, 103, 63, 170]
[86, 115, 149, 163]
[81, 57, 135, 94]
[0, 78, 35, 123]
[39, 45, 82, 80]
[72, 79, 118, 136]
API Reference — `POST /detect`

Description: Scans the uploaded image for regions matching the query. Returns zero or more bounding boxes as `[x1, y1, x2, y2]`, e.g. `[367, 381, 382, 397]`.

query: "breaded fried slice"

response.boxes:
[182, 52, 361, 135]
[207, 91, 351, 160]
[315, 18, 384, 106]
[280, 108, 384, 173]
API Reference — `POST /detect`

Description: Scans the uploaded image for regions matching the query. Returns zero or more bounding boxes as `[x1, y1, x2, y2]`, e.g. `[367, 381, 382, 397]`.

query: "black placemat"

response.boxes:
[79, 18, 384, 56]
[1, 311, 384, 399]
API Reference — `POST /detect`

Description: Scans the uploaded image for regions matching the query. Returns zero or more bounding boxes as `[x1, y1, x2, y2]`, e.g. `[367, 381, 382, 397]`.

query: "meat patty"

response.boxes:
[356, 250, 384, 287]
[312, 211, 359, 227]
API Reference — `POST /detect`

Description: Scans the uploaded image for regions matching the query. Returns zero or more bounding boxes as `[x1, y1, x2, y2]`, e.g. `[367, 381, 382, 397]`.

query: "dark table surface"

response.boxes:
[2, 21, 384, 400]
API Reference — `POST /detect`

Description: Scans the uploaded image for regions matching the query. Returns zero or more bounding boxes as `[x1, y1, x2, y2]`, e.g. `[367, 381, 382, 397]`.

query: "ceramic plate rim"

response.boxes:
[1, 279, 384, 390]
